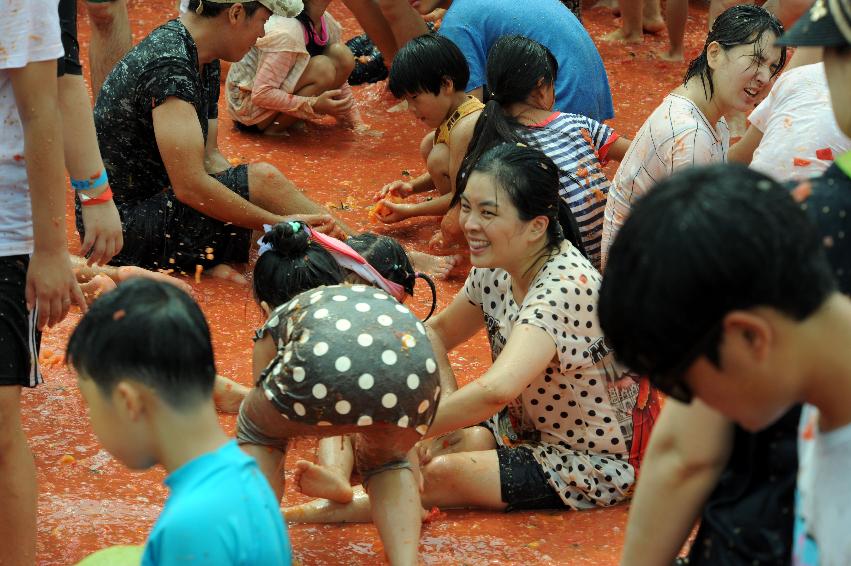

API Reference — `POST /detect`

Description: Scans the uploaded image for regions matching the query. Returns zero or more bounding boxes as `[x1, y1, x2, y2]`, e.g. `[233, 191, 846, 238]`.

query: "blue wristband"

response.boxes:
[71, 169, 109, 191]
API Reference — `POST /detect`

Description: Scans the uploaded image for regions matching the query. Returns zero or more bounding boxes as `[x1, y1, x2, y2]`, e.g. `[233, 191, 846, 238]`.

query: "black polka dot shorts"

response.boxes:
[258, 284, 441, 435]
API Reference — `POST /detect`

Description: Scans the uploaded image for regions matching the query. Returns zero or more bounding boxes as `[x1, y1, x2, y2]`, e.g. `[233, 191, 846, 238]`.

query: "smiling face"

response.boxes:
[708, 33, 783, 114]
[459, 171, 543, 270]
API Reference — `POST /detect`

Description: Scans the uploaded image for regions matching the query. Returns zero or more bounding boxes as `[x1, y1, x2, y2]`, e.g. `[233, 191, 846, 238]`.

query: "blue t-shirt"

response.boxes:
[439, 0, 614, 122]
[142, 440, 291, 565]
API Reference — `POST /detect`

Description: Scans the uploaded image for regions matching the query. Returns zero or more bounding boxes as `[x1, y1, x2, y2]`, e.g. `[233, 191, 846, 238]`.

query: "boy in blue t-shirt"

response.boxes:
[67, 279, 291, 565]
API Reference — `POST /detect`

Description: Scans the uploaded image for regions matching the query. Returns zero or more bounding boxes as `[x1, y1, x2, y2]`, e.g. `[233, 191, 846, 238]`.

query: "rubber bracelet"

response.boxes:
[71, 169, 109, 191]
[80, 185, 113, 206]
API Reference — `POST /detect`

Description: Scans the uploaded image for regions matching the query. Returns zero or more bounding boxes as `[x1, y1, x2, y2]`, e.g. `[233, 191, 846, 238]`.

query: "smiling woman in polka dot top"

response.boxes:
[413, 143, 659, 512]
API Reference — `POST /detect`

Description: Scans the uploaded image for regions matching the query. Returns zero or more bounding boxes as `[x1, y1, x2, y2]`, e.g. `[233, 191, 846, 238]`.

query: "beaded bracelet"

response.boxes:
[70, 168, 109, 191]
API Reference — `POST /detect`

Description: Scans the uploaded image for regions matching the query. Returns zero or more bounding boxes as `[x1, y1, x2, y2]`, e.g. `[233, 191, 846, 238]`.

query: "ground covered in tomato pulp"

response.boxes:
[32, 1, 709, 563]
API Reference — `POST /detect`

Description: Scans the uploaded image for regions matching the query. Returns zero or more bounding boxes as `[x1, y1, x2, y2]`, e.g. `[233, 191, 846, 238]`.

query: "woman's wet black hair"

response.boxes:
[388, 34, 469, 98]
[684, 4, 787, 100]
[253, 221, 345, 308]
[457, 143, 587, 261]
[187, 0, 265, 18]
[68, 279, 216, 409]
[348, 233, 438, 321]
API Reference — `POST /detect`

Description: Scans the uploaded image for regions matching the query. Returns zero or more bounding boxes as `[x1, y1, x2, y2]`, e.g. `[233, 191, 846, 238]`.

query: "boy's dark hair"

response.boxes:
[253, 221, 345, 308]
[458, 143, 587, 261]
[67, 279, 217, 409]
[187, 0, 264, 18]
[389, 34, 469, 98]
[347, 233, 438, 320]
[599, 164, 836, 384]
[684, 4, 787, 100]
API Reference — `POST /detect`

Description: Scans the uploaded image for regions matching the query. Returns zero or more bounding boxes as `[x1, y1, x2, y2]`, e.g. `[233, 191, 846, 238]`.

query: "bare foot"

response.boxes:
[80, 274, 117, 304]
[206, 264, 248, 285]
[643, 17, 665, 33]
[656, 48, 684, 62]
[213, 374, 249, 413]
[294, 460, 354, 504]
[427, 230, 466, 257]
[593, 0, 618, 11]
[116, 266, 192, 293]
[409, 250, 463, 280]
[602, 28, 644, 43]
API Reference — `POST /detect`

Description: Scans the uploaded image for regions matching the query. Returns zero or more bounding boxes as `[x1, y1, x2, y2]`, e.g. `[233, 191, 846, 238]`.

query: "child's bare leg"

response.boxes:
[357, 427, 423, 566]
[324, 43, 356, 88]
[294, 435, 355, 503]
[660, 0, 688, 61]
[368, 468, 421, 566]
[642, 0, 665, 32]
[213, 374, 250, 414]
[376, 0, 429, 63]
[284, 486, 374, 523]
[602, 0, 644, 43]
[70, 256, 192, 292]
[426, 142, 451, 196]
[242, 443, 287, 501]
[419, 131, 435, 164]
[342, 0, 398, 63]
[709, 0, 749, 28]
[256, 56, 338, 133]
[439, 204, 464, 246]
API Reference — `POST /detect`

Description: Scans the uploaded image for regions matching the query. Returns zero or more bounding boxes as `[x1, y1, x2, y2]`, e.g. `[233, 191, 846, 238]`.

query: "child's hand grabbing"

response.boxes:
[374, 180, 413, 202]
[373, 199, 412, 224]
[314, 89, 354, 117]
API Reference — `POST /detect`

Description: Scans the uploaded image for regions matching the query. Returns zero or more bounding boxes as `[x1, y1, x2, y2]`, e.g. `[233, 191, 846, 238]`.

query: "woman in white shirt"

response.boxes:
[601, 4, 787, 269]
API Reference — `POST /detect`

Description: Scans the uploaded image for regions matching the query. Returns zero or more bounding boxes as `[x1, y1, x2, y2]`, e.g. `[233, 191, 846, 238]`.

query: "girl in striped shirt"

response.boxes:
[459, 35, 630, 271]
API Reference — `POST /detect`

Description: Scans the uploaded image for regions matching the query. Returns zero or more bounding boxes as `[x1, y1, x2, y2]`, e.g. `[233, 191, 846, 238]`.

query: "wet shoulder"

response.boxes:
[528, 242, 602, 308]
[130, 20, 195, 71]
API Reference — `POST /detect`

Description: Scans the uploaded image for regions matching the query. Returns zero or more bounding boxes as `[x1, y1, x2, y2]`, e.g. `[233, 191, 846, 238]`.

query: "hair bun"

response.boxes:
[263, 221, 310, 258]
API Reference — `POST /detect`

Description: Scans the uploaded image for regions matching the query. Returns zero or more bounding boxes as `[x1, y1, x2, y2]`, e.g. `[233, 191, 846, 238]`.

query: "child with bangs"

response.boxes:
[463, 35, 631, 270]
[372, 34, 483, 250]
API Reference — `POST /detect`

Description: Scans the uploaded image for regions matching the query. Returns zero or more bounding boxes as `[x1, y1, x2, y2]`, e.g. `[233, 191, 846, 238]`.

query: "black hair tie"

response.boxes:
[415, 272, 438, 322]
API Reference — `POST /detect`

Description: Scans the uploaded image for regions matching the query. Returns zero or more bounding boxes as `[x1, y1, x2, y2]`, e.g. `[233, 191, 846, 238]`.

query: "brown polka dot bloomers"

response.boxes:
[256, 284, 441, 434]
